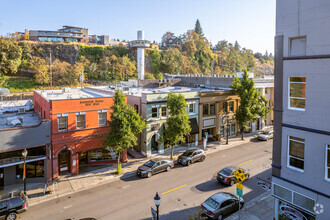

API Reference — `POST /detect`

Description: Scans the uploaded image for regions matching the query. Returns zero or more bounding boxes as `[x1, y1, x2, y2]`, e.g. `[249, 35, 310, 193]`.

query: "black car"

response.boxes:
[137, 158, 174, 178]
[178, 148, 206, 166]
[0, 194, 28, 220]
[201, 192, 244, 220]
[217, 166, 250, 186]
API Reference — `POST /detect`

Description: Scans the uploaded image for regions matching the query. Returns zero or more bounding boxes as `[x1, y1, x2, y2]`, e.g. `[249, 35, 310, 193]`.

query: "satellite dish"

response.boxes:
[0, 88, 10, 97]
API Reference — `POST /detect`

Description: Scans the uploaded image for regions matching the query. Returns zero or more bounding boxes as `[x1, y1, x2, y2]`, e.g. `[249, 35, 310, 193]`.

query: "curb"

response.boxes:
[28, 134, 258, 207]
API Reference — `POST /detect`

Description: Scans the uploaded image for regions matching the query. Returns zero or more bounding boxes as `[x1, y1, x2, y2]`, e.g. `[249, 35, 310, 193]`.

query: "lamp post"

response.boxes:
[226, 122, 230, 145]
[154, 192, 161, 220]
[22, 148, 28, 195]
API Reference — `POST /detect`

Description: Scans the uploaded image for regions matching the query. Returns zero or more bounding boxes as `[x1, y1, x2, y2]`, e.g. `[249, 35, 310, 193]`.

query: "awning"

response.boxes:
[189, 118, 199, 134]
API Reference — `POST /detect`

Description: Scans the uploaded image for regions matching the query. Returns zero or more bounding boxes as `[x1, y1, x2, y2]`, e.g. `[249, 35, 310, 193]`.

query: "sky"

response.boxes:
[0, 0, 275, 54]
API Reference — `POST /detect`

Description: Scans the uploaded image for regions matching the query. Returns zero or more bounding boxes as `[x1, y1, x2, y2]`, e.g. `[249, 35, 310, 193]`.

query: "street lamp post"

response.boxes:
[226, 123, 230, 145]
[22, 149, 28, 195]
[154, 192, 161, 220]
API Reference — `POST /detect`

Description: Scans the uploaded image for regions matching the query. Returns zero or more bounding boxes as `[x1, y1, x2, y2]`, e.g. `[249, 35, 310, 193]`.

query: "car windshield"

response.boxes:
[205, 197, 220, 210]
[144, 160, 156, 168]
[260, 131, 270, 135]
[182, 151, 194, 156]
[220, 168, 233, 176]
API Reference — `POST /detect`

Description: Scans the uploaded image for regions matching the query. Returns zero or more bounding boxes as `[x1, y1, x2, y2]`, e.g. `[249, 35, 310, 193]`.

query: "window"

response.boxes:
[223, 102, 228, 113]
[203, 104, 209, 116]
[58, 116, 67, 131]
[76, 115, 85, 129]
[288, 136, 305, 171]
[99, 112, 107, 126]
[290, 37, 306, 56]
[161, 106, 167, 117]
[229, 101, 234, 112]
[210, 103, 215, 115]
[134, 105, 139, 113]
[326, 145, 330, 180]
[152, 107, 158, 118]
[289, 77, 306, 110]
[189, 103, 195, 113]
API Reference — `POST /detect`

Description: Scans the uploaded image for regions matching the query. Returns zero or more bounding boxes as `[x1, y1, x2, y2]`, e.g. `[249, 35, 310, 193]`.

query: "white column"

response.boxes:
[137, 47, 144, 80]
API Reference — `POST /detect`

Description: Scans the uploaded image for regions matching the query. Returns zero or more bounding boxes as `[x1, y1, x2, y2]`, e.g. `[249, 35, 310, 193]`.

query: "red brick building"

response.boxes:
[34, 88, 127, 180]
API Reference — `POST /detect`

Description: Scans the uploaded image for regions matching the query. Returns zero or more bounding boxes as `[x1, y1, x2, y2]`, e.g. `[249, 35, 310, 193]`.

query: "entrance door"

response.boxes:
[151, 135, 158, 152]
[58, 150, 70, 175]
[0, 168, 3, 190]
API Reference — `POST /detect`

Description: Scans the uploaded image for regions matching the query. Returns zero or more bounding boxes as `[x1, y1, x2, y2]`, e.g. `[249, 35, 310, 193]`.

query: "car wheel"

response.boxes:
[187, 160, 191, 166]
[200, 156, 205, 162]
[218, 214, 223, 220]
[166, 166, 171, 172]
[6, 212, 17, 220]
[147, 172, 152, 178]
[230, 179, 235, 186]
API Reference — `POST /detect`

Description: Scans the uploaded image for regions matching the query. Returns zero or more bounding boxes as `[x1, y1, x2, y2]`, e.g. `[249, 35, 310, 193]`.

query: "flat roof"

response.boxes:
[86, 85, 230, 97]
[0, 111, 41, 130]
[35, 88, 113, 101]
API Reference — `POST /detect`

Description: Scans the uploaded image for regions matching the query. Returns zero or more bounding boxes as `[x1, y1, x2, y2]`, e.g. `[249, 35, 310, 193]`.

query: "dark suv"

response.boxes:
[178, 148, 206, 166]
[217, 166, 250, 186]
[0, 194, 28, 220]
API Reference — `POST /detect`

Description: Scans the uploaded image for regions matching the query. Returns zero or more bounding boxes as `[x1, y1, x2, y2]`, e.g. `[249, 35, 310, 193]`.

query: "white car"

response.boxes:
[257, 130, 273, 141]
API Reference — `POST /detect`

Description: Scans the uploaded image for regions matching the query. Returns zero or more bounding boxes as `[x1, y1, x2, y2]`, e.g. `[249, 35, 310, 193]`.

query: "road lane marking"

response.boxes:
[239, 159, 253, 166]
[161, 184, 187, 195]
[64, 205, 72, 209]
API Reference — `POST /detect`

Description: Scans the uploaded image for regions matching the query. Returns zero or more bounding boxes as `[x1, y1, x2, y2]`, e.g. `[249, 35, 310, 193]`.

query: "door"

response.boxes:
[151, 135, 158, 152]
[58, 150, 71, 175]
[152, 162, 162, 174]
[0, 168, 4, 191]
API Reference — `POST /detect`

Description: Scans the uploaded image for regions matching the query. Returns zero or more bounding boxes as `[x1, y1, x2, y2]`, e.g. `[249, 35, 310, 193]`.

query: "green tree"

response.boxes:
[230, 70, 270, 140]
[103, 89, 146, 174]
[194, 19, 204, 36]
[160, 48, 182, 74]
[0, 38, 22, 75]
[0, 72, 8, 87]
[160, 92, 191, 160]
[31, 57, 49, 85]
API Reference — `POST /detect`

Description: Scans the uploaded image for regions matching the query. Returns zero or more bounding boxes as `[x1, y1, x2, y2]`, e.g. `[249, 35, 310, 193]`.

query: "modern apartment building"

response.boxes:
[88, 35, 110, 45]
[272, 1, 330, 219]
[29, 25, 88, 43]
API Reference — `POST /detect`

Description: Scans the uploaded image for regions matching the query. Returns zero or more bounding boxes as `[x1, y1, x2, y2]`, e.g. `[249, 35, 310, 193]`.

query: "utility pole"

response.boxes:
[49, 52, 52, 89]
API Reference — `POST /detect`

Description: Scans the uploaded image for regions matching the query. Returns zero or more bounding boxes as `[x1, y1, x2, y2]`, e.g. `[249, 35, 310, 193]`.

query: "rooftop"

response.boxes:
[35, 88, 113, 101]
[85, 85, 231, 97]
[0, 111, 41, 130]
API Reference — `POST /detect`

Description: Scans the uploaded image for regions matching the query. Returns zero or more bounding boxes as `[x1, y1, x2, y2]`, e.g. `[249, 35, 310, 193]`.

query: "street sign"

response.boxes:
[236, 182, 243, 191]
[204, 132, 208, 137]
[236, 187, 243, 197]
[233, 168, 246, 183]
[151, 207, 156, 220]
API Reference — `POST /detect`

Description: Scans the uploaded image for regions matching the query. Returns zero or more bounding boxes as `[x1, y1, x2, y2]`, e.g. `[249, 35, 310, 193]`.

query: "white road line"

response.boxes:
[64, 205, 72, 209]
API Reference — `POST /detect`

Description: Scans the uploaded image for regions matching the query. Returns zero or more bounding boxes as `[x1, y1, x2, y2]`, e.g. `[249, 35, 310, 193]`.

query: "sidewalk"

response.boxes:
[3, 133, 259, 206]
[226, 191, 274, 220]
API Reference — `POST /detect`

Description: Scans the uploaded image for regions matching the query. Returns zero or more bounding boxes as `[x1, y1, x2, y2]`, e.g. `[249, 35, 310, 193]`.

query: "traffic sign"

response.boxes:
[236, 182, 243, 191]
[236, 187, 243, 197]
[233, 168, 246, 183]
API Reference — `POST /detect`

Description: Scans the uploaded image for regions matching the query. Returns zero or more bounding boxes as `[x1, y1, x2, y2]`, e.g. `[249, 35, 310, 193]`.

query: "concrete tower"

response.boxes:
[130, 30, 150, 80]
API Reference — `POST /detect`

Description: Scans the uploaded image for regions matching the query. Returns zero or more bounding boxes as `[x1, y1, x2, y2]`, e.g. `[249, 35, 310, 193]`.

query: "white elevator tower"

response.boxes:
[130, 30, 150, 80]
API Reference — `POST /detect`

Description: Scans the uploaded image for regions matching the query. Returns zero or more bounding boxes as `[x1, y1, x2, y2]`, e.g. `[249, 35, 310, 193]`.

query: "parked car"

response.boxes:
[201, 192, 244, 220]
[0, 194, 28, 220]
[178, 148, 206, 166]
[217, 166, 250, 186]
[137, 158, 174, 178]
[257, 130, 273, 141]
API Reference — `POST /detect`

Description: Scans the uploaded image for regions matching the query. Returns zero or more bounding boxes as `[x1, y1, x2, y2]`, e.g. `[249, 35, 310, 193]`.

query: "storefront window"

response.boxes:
[88, 148, 118, 162]
[16, 160, 44, 178]
[230, 123, 236, 136]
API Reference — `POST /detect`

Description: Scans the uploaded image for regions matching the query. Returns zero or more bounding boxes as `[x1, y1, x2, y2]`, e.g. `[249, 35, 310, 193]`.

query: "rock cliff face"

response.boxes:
[26, 41, 81, 64]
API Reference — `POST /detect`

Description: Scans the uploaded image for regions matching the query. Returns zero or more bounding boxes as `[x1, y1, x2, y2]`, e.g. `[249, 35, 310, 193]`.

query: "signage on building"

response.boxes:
[279, 205, 308, 220]
[80, 100, 104, 106]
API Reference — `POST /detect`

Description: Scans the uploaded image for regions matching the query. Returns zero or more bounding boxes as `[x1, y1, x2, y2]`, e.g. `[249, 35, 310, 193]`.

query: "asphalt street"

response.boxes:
[19, 138, 272, 220]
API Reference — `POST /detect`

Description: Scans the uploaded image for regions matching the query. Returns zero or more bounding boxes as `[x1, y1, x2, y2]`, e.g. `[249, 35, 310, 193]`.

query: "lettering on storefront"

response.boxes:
[80, 100, 104, 106]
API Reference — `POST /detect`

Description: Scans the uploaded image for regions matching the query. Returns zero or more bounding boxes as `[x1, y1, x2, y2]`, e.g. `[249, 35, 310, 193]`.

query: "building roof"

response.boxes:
[0, 111, 42, 130]
[35, 88, 113, 101]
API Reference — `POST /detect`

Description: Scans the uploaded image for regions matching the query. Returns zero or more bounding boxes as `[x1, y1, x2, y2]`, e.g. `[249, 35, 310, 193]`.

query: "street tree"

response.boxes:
[103, 89, 146, 174]
[160, 92, 191, 160]
[194, 19, 204, 36]
[230, 70, 270, 140]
